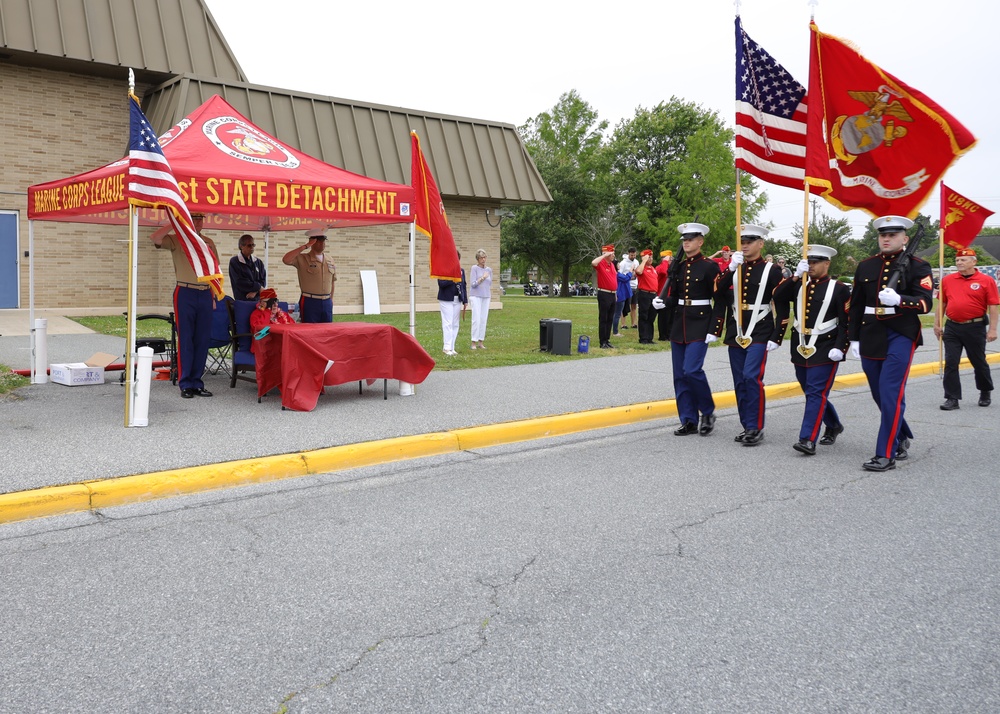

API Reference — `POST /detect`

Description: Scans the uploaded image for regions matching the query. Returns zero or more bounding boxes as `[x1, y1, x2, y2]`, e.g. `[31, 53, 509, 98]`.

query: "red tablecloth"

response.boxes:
[255, 323, 435, 411]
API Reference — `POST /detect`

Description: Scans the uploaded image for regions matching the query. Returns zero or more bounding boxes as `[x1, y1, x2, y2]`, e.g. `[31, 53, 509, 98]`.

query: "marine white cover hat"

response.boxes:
[305, 228, 328, 238]
[873, 215, 913, 233]
[677, 222, 709, 237]
[739, 224, 769, 240]
[806, 244, 838, 260]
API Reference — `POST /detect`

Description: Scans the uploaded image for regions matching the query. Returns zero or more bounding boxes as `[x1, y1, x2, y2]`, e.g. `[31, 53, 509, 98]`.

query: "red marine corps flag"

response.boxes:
[126, 92, 224, 298]
[411, 131, 461, 281]
[940, 184, 994, 250]
[805, 22, 976, 218]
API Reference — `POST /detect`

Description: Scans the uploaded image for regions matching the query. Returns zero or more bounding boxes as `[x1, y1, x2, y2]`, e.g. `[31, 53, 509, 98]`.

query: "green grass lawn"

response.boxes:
[66, 294, 943, 373]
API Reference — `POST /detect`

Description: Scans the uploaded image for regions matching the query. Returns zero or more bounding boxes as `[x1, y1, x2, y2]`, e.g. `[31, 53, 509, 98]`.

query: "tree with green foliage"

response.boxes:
[503, 90, 611, 296]
[791, 212, 859, 278]
[598, 98, 766, 255]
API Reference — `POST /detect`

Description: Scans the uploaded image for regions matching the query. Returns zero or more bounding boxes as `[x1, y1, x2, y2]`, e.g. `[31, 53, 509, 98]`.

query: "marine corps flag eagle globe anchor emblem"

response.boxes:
[830, 86, 913, 163]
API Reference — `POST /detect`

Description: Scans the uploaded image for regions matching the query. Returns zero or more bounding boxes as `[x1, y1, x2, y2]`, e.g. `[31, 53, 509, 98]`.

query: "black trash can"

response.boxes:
[546, 319, 572, 355]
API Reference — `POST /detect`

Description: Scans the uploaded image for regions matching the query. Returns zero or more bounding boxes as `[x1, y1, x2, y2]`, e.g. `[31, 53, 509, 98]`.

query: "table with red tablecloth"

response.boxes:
[254, 323, 435, 411]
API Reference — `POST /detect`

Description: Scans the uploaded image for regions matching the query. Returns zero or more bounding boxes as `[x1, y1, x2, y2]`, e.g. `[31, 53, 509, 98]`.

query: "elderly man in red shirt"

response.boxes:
[635, 249, 660, 344]
[592, 244, 619, 349]
[934, 248, 999, 409]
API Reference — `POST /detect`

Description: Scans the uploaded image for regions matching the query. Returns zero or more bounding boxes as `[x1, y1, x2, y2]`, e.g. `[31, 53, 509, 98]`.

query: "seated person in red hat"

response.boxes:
[250, 288, 294, 347]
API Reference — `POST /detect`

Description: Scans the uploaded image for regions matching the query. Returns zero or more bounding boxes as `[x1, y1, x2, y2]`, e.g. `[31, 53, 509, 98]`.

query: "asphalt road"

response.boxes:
[1, 375, 997, 713]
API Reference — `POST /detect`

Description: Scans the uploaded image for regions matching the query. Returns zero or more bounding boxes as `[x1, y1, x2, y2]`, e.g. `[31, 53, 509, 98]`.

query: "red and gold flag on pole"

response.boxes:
[941, 184, 994, 250]
[411, 131, 461, 281]
[805, 22, 976, 218]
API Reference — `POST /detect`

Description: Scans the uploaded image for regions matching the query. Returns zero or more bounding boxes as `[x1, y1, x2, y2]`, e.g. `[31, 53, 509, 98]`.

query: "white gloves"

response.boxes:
[828, 348, 845, 362]
[850, 341, 861, 360]
[728, 252, 745, 272]
[794, 259, 809, 278]
[766, 340, 780, 352]
[878, 288, 901, 307]
[705, 334, 718, 344]
[652, 297, 665, 310]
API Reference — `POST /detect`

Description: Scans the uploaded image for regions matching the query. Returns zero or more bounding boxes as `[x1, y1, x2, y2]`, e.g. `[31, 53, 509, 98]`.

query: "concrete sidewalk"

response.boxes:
[1, 319, 996, 523]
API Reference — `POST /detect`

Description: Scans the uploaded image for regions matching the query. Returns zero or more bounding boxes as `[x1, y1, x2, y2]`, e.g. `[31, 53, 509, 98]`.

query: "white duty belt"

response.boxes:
[864, 306, 896, 315]
[677, 298, 711, 306]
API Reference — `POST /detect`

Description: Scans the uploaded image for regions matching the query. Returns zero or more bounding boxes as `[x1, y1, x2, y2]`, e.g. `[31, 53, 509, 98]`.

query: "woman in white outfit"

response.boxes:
[436, 252, 468, 355]
[469, 249, 493, 349]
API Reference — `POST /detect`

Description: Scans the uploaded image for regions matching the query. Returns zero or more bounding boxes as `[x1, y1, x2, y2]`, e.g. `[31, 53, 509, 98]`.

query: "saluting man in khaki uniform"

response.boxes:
[282, 228, 337, 323]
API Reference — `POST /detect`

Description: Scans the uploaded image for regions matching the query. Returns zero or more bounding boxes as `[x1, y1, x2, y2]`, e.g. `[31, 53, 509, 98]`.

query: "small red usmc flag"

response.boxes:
[941, 184, 994, 250]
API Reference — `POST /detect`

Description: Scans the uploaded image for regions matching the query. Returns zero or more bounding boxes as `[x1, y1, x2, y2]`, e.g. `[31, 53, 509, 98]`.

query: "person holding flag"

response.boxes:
[848, 216, 934, 472]
[771, 245, 850, 455]
[128, 89, 224, 399]
[713, 224, 787, 446]
[934, 248, 998, 410]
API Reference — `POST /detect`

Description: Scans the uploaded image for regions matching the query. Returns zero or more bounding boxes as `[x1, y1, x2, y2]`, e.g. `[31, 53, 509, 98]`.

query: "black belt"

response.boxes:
[949, 316, 986, 325]
[301, 292, 331, 299]
[639, 289, 657, 294]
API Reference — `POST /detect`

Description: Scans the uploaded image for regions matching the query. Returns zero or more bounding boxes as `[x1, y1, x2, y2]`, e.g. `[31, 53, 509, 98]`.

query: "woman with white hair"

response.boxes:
[468, 249, 493, 349]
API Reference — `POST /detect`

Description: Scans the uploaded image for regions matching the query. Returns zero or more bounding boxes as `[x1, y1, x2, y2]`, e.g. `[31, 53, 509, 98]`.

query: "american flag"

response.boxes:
[734, 17, 811, 191]
[127, 93, 223, 298]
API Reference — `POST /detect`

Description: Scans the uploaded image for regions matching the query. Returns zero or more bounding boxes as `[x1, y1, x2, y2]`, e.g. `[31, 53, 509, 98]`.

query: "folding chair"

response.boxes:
[206, 296, 234, 377]
[228, 299, 259, 393]
[122, 312, 177, 384]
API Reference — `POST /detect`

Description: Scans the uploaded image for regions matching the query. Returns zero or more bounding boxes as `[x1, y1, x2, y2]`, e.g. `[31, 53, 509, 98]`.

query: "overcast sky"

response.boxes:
[208, 0, 998, 243]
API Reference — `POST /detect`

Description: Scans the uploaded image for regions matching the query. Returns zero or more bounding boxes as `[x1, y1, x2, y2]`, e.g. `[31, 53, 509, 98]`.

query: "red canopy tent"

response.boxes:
[26, 94, 420, 424]
[28, 94, 414, 230]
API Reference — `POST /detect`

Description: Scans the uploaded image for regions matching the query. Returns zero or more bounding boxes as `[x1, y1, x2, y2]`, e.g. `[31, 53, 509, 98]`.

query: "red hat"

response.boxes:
[956, 248, 976, 257]
[259, 288, 278, 301]
[602, 244, 615, 253]
[722, 245, 731, 252]
[641, 249, 653, 257]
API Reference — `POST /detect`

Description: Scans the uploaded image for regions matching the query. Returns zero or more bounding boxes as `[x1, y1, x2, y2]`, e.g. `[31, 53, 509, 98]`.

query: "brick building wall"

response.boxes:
[1, 64, 502, 314]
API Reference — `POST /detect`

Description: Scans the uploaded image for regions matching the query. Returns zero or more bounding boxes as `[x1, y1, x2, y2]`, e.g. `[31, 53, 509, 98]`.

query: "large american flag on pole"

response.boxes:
[126, 93, 224, 298]
[734, 16, 814, 192]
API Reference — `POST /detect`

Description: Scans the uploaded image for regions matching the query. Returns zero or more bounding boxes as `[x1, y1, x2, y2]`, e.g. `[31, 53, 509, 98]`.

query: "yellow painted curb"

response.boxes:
[2, 354, 996, 526]
[304, 432, 460, 474]
[0, 484, 92, 524]
[87, 453, 309, 511]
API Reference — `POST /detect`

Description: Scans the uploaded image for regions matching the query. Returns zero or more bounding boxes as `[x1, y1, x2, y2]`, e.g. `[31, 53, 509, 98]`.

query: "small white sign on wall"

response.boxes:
[360, 270, 381, 314]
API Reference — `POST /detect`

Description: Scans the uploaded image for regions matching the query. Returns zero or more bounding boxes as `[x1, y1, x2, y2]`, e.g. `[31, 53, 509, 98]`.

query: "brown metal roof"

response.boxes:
[142, 74, 551, 204]
[0, 0, 246, 83]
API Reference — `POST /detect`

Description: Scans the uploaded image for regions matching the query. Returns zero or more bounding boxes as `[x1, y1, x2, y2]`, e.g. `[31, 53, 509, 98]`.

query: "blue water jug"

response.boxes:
[578, 335, 590, 354]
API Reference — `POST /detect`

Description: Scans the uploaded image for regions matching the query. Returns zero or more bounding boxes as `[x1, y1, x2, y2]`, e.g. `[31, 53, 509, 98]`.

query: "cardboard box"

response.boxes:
[50, 352, 118, 386]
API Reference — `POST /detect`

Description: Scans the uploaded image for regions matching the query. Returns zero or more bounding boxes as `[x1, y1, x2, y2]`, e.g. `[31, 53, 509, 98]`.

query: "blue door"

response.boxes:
[0, 212, 18, 308]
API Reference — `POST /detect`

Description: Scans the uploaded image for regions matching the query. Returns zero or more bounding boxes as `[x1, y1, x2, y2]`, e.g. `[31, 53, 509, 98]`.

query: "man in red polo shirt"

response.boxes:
[591, 244, 619, 349]
[655, 250, 672, 341]
[934, 248, 999, 409]
[635, 249, 659, 344]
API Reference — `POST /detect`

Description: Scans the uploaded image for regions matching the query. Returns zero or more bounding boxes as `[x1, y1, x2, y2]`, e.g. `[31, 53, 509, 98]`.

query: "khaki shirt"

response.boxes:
[160, 233, 219, 286]
[292, 251, 337, 295]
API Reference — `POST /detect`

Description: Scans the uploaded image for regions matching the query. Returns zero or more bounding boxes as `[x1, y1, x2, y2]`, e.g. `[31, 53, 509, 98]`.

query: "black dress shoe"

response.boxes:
[734, 430, 747, 443]
[599, 342, 612, 349]
[793, 439, 816, 455]
[674, 422, 698, 436]
[895, 436, 910, 461]
[193, 388, 213, 397]
[818, 423, 844, 446]
[742, 430, 764, 446]
[940, 398, 959, 411]
[980, 392, 992, 407]
[698, 413, 716, 436]
[181, 389, 195, 398]
[862, 456, 896, 472]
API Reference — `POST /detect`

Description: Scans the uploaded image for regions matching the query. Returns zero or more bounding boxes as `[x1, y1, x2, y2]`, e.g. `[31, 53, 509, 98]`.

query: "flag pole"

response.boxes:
[797, 181, 811, 346]
[734, 167, 744, 338]
[409, 221, 416, 337]
[937, 182, 946, 375]
[124, 70, 138, 427]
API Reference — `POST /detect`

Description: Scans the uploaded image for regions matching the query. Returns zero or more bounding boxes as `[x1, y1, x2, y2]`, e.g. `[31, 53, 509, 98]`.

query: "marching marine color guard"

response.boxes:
[713, 224, 787, 446]
[653, 223, 720, 436]
[772, 245, 850, 455]
[849, 215, 934, 472]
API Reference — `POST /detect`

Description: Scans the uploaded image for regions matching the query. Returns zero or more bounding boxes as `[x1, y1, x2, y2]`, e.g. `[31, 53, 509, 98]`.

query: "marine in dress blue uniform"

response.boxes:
[656, 223, 721, 437]
[713, 224, 787, 446]
[848, 215, 934, 472]
[772, 245, 850, 455]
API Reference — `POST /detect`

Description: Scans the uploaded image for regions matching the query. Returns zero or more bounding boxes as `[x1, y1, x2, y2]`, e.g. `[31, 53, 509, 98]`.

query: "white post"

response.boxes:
[32, 318, 48, 384]
[399, 221, 418, 396]
[132, 346, 154, 427]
